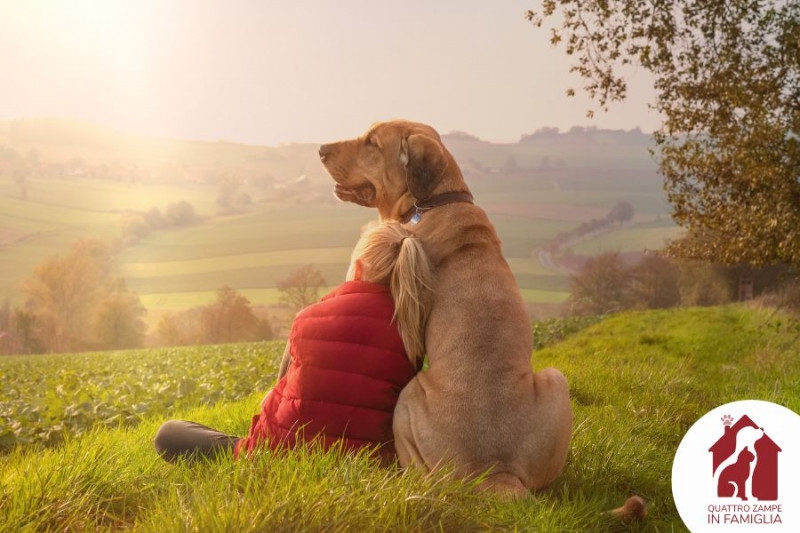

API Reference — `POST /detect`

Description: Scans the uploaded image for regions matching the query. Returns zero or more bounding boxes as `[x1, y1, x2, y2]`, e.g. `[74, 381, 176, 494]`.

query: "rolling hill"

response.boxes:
[0, 118, 681, 330]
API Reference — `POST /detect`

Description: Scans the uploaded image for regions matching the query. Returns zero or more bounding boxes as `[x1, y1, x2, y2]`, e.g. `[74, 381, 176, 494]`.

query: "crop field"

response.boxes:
[0, 342, 283, 451]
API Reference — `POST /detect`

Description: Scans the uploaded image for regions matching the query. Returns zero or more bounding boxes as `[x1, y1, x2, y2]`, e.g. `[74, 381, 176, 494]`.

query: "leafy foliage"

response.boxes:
[529, 0, 800, 268]
[157, 286, 273, 345]
[0, 341, 283, 452]
[17, 239, 146, 353]
[567, 252, 739, 314]
[531, 315, 602, 350]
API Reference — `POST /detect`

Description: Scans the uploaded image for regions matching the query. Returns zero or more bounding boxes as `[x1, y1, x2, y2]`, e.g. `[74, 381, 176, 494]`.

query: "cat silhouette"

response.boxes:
[718, 447, 756, 500]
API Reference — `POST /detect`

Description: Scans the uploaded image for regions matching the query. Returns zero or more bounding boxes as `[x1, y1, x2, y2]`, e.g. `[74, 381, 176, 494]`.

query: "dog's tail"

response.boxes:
[610, 496, 647, 522]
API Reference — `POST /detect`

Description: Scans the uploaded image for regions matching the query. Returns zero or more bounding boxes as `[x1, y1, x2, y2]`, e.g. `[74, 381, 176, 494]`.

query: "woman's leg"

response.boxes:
[154, 420, 240, 463]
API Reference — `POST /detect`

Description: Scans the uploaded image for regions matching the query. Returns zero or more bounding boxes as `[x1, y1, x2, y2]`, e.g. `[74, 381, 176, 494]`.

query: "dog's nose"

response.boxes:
[319, 144, 332, 159]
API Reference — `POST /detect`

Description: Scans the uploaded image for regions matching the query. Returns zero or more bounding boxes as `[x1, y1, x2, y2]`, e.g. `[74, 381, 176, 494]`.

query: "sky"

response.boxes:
[0, 0, 661, 146]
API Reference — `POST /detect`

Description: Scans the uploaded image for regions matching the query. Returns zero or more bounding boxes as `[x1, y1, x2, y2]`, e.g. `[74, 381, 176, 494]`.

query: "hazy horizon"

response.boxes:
[1, 1, 660, 146]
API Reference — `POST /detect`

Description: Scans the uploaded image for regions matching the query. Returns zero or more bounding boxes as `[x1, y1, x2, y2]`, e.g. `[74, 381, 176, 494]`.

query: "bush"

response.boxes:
[532, 316, 603, 350]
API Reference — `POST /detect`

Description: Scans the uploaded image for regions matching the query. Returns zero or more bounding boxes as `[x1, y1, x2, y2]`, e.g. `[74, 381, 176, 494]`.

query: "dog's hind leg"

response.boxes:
[528, 367, 573, 490]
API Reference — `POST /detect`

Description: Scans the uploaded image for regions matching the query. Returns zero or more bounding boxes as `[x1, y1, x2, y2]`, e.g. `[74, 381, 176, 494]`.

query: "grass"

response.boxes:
[2, 304, 798, 531]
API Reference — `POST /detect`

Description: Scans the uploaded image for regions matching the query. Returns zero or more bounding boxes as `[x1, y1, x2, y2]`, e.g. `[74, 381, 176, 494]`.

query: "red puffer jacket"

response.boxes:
[234, 281, 417, 463]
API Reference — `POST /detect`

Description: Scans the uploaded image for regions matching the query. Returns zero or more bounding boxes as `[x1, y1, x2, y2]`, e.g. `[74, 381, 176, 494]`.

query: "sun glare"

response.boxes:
[11, 2, 163, 135]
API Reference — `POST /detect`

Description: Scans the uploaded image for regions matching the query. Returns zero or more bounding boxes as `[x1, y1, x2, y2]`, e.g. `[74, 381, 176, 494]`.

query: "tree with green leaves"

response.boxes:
[528, 1, 800, 268]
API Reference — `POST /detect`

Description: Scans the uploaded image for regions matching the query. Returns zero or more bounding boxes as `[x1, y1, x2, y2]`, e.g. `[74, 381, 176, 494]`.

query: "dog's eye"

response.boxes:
[365, 135, 378, 148]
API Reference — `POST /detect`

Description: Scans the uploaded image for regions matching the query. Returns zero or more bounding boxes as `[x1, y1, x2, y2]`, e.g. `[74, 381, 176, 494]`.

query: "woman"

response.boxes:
[154, 221, 432, 464]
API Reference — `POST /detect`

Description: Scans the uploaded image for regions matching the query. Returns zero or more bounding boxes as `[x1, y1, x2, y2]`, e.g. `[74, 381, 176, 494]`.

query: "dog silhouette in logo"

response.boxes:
[713, 426, 764, 500]
[718, 447, 756, 500]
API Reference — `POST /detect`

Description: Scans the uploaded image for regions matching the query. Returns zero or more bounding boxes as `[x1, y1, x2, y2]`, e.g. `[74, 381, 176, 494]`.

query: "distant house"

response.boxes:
[708, 415, 781, 500]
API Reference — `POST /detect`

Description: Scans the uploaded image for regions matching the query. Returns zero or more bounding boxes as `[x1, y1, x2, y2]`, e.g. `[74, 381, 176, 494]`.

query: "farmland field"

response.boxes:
[0, 122, 679, 332]
[571, 220, 683, 254]
[0, 342, 283, 451]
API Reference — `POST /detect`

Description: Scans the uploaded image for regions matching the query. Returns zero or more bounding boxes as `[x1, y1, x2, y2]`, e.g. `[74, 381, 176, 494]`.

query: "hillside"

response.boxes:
[1, 305, 797, 531]
[0, 118, 681, 329]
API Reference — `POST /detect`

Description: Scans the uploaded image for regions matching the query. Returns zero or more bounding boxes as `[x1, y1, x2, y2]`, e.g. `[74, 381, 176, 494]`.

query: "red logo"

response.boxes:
[709, 414, 781, 501]
[673, 400, 799, 531]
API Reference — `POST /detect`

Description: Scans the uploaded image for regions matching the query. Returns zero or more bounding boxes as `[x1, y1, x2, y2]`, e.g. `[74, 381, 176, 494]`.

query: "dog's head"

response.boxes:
[319, 120, 465, 219]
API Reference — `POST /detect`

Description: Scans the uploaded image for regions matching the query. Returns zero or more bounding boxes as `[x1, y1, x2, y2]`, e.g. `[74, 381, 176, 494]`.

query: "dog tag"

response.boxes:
[410, 212, 421, 224]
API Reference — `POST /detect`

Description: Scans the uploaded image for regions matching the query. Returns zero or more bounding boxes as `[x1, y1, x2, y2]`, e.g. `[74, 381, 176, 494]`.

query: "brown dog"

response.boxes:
[319, 120, 573, 497]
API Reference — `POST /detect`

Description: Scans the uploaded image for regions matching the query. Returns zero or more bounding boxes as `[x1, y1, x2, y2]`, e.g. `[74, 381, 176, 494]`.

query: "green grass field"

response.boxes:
[2, 305, 798, 531]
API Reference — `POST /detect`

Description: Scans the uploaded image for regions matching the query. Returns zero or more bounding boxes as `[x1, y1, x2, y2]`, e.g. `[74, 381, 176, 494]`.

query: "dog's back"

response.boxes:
[394, 202, 571, 494]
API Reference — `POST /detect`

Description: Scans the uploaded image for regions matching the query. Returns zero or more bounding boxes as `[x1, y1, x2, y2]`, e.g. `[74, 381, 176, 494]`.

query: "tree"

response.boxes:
[157, 309, 204, 346]
[277, 265, 327, 314]
[120, 213, 150, 245]
[156, 288, 273, 346]
[528, 1, 800, 269]
[9, 308, 40, 355]
[678, 261, 733, 306]
[165, 201, 195, 226]
[200, 286, 272, 344]
[21, 239, 146, 352]
[94, 284, 147, 349]
[608, 201, 634, 224]
[144, 207, 166, 230]
[22, 239, 111, 351]
[569, 252, 631, 315]
[628, 254, 680, 309]
[216, 175, 242, 213]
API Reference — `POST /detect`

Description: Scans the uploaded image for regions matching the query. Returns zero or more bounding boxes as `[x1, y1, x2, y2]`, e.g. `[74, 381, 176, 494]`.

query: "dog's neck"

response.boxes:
[400, 191, 474, 224]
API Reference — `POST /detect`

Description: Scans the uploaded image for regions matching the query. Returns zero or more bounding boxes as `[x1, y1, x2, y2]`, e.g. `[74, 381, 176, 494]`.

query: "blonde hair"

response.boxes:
[350, 221, 433, 367]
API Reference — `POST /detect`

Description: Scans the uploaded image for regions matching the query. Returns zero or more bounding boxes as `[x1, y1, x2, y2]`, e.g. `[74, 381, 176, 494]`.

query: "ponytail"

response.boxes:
[390, 234, 432, 367]
[352, 221, 433, 367]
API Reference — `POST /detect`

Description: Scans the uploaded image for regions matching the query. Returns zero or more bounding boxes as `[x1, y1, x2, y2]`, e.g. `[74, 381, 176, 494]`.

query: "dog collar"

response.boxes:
[400, 191, 474, 224]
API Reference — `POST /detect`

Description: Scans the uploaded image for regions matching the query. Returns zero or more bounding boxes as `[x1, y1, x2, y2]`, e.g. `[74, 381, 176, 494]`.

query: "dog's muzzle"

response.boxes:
[318, 143, 334, 162]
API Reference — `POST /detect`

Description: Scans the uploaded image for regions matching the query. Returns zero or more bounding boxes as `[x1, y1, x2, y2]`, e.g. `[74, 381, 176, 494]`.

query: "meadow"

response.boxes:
[2, 304, 798, 531]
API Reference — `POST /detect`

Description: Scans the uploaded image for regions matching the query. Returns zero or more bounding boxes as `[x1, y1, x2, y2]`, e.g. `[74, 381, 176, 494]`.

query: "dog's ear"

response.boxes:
[400, 134, 447, 200]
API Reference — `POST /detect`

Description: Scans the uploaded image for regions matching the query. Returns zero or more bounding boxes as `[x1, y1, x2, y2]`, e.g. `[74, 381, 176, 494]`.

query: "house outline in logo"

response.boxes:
[708, 414, 782, 501]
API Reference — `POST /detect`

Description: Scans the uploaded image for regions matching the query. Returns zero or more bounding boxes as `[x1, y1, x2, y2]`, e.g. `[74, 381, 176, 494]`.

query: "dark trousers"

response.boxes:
[154, 420, 241, 463]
